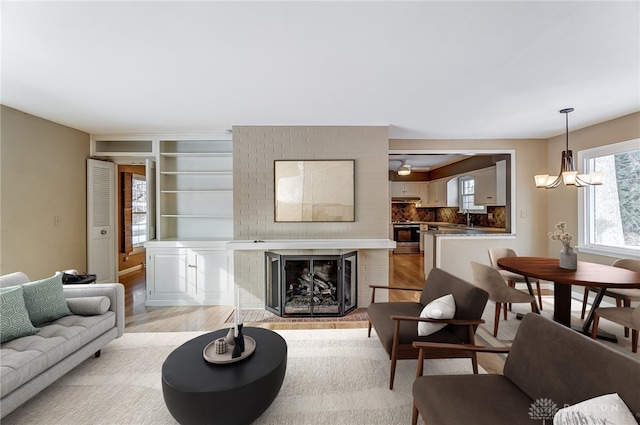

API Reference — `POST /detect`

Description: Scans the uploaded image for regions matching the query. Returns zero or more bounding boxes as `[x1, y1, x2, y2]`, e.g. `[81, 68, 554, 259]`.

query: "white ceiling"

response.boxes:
[2, 1, 638, 139]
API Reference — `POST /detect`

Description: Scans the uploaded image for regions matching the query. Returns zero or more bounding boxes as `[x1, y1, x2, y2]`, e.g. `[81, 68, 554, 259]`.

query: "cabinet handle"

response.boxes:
[188, 264, 197, 268]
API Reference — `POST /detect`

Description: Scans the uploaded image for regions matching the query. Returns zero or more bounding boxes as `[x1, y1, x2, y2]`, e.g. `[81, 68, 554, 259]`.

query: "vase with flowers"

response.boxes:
[549, 222, 577, 270]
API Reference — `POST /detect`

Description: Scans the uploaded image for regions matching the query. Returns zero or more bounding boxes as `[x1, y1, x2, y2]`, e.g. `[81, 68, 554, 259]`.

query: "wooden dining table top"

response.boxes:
[497, 257, 640, 289]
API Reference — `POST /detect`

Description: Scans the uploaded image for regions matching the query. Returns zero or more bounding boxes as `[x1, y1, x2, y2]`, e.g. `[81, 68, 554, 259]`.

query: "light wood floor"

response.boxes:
[120, 253, 508, 373]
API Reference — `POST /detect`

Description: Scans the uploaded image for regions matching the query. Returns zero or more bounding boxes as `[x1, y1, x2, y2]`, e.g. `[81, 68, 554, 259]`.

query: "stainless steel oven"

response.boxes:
[393, 222, 420, 254]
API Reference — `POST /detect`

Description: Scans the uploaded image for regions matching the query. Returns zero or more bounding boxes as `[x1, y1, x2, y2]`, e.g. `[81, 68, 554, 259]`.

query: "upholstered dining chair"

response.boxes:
[367, 267, 488, 390]
[581, 258, 640, 337]
[470, 261, 538, 338]
[591, 304, 640, 353]
[487, 248, 543, 311]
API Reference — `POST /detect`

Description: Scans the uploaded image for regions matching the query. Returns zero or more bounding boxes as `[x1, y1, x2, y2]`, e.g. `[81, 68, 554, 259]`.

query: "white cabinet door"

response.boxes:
[148, 249, 190, 300]
[192, 249, 234, 305]
[391, 182, 418, 197]
[427, 180, 446, 206]
[146, 245, 233, 306]
[474, 162, 506, 205]
[474, 167, 498, 205]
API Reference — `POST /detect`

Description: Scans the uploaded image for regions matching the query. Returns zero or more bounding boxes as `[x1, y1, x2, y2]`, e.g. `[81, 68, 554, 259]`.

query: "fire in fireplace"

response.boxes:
[265, 251, 357, 317]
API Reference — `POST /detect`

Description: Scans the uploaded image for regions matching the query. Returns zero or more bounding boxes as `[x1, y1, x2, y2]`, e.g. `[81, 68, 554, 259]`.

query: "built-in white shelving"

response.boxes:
[159, 140, 233, 240]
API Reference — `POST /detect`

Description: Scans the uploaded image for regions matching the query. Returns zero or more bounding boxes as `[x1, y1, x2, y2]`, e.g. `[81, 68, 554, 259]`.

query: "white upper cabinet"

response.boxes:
[426, 177, 459, 207]
[391, 182, 428, 199]
[474, 160, 506, 205]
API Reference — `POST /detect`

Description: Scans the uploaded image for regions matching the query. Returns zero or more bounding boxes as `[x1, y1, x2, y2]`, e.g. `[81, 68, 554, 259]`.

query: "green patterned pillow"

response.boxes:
[1, 285, 40, 343]
[22, 272, 72, 325]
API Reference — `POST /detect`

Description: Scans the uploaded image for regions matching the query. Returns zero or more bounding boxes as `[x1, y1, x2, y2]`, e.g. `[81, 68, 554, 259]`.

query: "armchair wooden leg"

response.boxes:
[389, 320, 401, 390]
[535, 282, 543, 311]
[493, 302, 501, 337]
[503, 302, 508, 320]
[531, 302, 536, 312]
[632, 329, 638, 353]
[591, 314, 600, 340]
[471, 352, 479, 374]
[412, 401, 419, 425]
[368, 320, 372, 338]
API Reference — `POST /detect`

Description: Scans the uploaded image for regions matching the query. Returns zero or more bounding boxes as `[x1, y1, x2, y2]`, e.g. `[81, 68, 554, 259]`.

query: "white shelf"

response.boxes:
[161, 190, 233, 194]
[227, 239, 396, 250]
[161, 214, 233, 218]
[159, 139, 233, 240]
[161, 152, 232, 157]
[161, 171, 232, 175]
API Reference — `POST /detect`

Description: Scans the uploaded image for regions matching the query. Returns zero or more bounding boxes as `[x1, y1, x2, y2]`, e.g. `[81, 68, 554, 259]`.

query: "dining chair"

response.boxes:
[487, 248, 543, 311]
[591, 304, 640, 353]
[470, 261, 537, 338]
[580, 258, 640, 337]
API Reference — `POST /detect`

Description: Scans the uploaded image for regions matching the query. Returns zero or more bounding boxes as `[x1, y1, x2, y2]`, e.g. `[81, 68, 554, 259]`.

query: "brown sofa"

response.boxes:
[412, 313, 640, 424]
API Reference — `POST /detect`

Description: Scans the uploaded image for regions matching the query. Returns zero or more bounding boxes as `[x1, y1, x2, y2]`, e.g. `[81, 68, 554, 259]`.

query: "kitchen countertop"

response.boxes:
[419, 222, 508, 235]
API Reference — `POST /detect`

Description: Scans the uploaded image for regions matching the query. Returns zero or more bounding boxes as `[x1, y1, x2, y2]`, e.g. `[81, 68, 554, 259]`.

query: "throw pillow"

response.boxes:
[554, 393, 637, 425]
[66, 296, 111, 316]
[418, 294, 456, 336]
[1, 285, 40, 343]
[22, 272, 72, 325]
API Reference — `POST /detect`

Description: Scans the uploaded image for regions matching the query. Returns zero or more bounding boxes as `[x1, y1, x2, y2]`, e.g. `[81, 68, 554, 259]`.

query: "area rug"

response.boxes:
[2, 328, 482, 425]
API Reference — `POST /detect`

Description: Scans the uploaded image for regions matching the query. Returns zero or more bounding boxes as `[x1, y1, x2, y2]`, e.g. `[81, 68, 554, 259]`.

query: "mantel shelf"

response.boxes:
[227, 239, 396, 250]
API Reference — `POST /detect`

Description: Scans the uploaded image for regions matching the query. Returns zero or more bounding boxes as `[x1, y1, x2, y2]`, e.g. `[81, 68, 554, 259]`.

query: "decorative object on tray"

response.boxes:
[202, 287, 255, 364]
[202, 335, 256, 364]
[549, 221, 577, 270]
[214, 338, 227, 354]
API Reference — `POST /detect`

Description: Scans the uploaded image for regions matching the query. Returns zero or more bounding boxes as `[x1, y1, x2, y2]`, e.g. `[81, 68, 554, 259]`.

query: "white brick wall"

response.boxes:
[232, 126, 391, 309]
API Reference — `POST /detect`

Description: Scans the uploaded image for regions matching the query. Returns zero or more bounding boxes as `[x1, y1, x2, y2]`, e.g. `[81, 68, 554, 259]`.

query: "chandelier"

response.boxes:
[534, 108, 603, 188]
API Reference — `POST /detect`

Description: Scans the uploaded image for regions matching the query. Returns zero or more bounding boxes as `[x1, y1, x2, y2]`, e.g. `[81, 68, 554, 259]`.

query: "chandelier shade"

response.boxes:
[534, 108, 603, 188]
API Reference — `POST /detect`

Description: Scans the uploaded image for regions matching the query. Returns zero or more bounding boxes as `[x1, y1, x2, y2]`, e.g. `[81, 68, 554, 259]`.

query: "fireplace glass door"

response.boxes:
[265, 251, 357, 317]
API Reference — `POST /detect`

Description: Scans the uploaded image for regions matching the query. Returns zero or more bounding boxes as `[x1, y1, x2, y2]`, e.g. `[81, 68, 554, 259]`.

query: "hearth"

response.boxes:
[265, 251, 357, 317]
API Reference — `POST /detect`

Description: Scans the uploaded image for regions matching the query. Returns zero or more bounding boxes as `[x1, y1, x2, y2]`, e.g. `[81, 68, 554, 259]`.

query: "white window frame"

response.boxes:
[578, 138, 640, 258]
[131, 173, 147, 252]
[458, 175, 487, 213]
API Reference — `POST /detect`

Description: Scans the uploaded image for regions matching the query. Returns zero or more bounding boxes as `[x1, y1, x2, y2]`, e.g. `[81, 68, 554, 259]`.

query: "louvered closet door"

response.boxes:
[87, 159, 116, 282]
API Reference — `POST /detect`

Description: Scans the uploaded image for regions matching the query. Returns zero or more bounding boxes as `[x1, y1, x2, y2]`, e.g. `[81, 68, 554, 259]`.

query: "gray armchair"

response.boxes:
[367, 267, 488, 389]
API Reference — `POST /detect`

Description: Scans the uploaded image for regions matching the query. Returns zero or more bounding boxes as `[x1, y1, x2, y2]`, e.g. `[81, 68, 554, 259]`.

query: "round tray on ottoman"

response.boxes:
[162, 327, 287, 425]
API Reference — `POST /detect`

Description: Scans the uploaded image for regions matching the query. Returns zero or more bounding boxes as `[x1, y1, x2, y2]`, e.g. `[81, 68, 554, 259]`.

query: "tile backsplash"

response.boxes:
[391, 204, 506, 229]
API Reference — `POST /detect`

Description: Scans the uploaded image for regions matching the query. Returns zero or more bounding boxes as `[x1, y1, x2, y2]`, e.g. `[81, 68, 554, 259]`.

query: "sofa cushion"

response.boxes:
[0, 286, 40, 343]
[413, 374, 536, 425]
[418, 294, 456, 336]
[0, 311, 116, 398]
[554, 393, 637, 425]
[21, 272, 72, 325]
[66, 296, 111, 316]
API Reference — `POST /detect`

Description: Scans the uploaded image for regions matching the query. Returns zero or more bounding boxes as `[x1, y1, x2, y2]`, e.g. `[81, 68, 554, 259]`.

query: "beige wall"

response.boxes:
[232, 126, 390, 308]
[0, 105, 90, 279]
[543, 112, 640, 266]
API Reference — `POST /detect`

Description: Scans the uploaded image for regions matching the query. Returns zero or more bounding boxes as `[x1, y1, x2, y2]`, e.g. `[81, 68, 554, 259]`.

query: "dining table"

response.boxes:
[496, 256, 640, 342]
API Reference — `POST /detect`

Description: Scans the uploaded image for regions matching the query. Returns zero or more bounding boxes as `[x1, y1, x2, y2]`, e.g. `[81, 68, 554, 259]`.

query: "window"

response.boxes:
[131, 174, 147, 249]
[459, 176, 486, 212]
[579, 139, 640, 257]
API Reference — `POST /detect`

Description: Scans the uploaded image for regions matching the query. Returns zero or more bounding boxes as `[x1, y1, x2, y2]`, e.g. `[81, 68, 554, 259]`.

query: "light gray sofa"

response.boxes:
[0, 272, 124, 418]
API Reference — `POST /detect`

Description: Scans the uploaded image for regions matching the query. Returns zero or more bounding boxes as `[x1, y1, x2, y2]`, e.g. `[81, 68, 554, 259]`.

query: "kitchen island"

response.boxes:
[420, 223, 510, 279]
